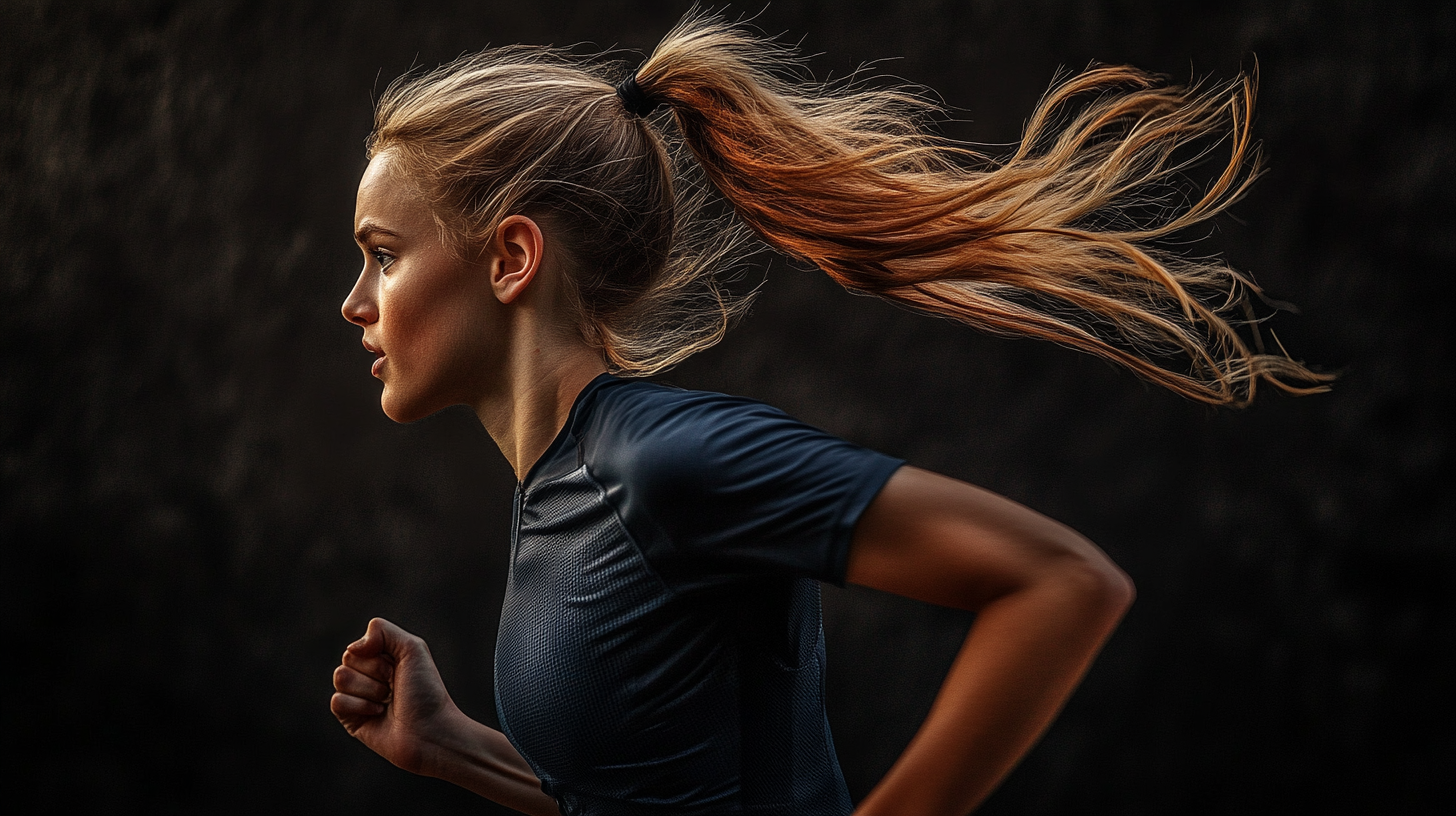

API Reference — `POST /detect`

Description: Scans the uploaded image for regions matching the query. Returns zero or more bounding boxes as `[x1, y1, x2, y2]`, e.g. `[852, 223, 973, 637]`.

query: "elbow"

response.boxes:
[1096, 558, 1136, 616]
[1057, 535, 1135, 620]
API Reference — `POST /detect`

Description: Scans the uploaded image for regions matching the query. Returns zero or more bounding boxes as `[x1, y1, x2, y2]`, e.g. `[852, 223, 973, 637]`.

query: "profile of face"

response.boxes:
[342, 151, 518, 423]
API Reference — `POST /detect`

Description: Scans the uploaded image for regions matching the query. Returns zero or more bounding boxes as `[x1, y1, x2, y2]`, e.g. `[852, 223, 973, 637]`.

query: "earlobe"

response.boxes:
[491, 215, 545, 305]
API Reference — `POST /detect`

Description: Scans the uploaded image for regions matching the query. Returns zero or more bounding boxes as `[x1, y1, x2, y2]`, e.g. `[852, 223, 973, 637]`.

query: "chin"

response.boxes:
[379, 387, 442, 424]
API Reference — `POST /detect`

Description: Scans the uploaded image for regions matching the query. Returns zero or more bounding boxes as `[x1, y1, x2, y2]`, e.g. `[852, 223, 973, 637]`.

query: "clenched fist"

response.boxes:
[330, 617, 460, 775]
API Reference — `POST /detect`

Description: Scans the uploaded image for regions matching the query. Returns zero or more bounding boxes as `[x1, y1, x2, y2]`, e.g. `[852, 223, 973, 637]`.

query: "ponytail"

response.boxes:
[631, 11, 1331, 405]
[370, 11, 1328, 404]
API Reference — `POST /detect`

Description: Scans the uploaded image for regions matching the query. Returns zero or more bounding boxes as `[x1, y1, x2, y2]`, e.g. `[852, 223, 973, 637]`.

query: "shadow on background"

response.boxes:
[3, 1, 1451, 813]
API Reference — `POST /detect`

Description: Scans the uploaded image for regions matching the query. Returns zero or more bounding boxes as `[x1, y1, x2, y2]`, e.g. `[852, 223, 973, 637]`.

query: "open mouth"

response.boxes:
[363, 339, 386, 377]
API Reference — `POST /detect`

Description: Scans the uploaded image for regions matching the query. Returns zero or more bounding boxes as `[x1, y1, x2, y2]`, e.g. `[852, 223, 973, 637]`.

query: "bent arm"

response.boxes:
[846, 466, 1134, 816]
[331, 618, 560, 816]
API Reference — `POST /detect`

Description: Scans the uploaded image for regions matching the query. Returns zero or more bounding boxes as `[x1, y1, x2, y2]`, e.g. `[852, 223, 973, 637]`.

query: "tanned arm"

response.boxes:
[847, 466, 1134, 815]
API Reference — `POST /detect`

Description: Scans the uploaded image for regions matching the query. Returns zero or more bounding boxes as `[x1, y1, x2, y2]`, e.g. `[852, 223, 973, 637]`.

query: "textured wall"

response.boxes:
[3, 1, 1451, 813]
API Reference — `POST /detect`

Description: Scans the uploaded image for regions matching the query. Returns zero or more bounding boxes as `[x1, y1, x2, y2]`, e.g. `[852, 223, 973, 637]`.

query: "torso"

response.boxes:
[494, 375, 901, 815]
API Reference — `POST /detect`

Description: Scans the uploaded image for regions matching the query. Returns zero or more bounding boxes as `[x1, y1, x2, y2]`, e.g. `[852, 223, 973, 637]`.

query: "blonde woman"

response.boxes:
[328, 12, 1326, 816]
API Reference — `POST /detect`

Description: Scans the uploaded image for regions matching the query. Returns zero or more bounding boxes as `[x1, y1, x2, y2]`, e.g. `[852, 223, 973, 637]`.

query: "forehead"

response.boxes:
[354, 151, 437, 237]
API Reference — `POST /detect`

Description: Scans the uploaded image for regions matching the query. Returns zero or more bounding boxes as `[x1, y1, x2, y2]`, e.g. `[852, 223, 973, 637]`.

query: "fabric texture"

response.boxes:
[494, 374, 903, 815]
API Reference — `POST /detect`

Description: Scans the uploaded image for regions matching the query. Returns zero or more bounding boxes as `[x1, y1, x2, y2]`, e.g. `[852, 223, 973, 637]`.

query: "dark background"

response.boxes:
[3, 1, 1452, 813]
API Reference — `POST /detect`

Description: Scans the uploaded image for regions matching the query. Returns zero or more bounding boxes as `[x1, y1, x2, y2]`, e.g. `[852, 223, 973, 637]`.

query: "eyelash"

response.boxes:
[371, 250, 395, 271]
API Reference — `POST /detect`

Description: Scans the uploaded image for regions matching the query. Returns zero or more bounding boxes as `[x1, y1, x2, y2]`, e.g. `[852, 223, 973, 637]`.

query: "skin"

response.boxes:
[334, 150, 1134, 815]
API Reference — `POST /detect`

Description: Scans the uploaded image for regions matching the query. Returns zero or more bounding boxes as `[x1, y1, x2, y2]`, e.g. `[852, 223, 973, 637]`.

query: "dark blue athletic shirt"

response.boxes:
[494, 375, 903, 815]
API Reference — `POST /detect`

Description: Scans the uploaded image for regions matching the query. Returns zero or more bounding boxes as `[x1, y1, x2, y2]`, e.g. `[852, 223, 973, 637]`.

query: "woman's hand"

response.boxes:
[847, 466, 1135, 816]
[330, 617, 458, 775]
[330, 618, 560, 815]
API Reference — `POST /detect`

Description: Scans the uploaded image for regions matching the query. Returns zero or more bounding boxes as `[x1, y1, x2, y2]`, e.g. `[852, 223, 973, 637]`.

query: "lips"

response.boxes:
[363, 338, 385, 378]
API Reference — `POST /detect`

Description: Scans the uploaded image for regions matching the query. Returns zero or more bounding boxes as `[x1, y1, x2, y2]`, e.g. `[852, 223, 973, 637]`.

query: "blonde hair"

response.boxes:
[369, 10, 1331, 405]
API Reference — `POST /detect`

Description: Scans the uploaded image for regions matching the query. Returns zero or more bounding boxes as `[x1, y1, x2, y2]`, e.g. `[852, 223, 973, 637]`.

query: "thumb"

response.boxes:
[349, 617, 426, 662]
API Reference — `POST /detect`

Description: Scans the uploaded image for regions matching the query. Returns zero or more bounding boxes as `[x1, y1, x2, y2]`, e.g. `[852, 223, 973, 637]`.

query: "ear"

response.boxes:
[487, 214, 546, 305]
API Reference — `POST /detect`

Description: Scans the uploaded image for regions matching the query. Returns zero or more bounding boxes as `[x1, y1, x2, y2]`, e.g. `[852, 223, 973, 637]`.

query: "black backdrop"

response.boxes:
[4, 1, 1452, 813]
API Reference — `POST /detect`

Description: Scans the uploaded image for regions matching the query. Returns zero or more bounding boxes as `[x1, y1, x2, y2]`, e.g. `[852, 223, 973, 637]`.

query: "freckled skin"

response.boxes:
[341, 153, 507, 423]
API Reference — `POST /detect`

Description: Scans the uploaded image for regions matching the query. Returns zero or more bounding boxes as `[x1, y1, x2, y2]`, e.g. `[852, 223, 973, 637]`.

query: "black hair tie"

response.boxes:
[615, 74, 661, 117]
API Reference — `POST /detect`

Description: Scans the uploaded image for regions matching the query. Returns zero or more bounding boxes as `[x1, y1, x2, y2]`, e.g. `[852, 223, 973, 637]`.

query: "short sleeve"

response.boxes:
[583, 386, 903, 586]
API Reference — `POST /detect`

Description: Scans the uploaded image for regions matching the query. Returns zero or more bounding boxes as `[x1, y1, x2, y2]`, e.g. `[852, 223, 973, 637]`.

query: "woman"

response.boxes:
[328, 12, 1328, 816]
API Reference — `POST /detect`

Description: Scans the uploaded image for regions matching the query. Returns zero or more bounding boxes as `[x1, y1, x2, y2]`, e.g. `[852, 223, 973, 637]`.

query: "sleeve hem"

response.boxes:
[825, 457, 905, 587]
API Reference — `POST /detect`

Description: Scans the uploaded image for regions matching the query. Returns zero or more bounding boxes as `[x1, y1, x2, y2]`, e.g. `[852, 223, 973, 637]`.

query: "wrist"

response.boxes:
[413, 702, 475, 780]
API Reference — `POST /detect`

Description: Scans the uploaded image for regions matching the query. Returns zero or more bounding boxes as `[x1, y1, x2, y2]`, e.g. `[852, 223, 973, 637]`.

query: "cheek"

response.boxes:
[384, 277, 492, 385]
[391, 302, 450, 360]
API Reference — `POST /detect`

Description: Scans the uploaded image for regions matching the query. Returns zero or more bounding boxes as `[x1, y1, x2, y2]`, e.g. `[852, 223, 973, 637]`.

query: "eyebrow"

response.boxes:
[354, 220, 400, 245]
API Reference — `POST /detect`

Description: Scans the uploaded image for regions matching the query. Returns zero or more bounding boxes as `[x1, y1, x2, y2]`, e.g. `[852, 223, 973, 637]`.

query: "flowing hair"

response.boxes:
[370, 10, 1330, 404]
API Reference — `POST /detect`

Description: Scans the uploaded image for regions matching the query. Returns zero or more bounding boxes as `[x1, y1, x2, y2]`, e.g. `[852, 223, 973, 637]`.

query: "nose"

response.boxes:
[342, 268, 378, 326]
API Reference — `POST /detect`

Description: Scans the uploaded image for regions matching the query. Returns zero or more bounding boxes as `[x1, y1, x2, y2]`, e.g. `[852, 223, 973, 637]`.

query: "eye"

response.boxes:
[371, 250, 396, 272]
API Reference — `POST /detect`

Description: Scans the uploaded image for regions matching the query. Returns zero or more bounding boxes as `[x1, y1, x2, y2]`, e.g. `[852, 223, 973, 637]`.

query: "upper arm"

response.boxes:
[846, 466, 1132, 611]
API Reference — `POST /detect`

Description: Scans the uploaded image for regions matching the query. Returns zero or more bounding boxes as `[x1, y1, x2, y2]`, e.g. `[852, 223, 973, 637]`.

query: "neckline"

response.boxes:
[518, 372, 619, 488]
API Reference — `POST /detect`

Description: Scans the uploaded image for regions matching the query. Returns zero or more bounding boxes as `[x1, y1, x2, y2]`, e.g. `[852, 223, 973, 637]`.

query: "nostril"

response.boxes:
[343, 299, 376, 326]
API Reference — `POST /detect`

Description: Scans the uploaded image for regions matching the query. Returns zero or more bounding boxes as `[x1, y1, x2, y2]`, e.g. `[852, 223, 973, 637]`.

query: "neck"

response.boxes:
[471, 333, 606, 482]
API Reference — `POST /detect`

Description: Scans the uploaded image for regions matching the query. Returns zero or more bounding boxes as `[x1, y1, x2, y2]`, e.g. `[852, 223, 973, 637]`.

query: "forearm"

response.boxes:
[855, 561, 1132, 815]
[419, 708, 561, 816]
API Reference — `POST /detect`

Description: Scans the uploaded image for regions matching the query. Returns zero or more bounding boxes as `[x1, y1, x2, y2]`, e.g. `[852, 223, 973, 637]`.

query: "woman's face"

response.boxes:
[342, 152, 505, 423]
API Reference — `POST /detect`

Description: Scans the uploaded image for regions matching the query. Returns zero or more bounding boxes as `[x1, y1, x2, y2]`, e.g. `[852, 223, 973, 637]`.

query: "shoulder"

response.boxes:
[582, 377, 783, 436]
[579, 379, 822, 493]
[577, 378, 903, 582]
